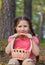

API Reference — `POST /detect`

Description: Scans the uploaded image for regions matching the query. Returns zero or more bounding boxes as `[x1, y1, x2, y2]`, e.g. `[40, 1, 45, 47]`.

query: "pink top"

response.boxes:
[8, 35, 39, 59]
[13, 36, 30, 50]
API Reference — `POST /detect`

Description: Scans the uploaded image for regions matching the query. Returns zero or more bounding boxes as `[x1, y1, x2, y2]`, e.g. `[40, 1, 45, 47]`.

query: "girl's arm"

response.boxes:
[5, 42, 11, 54]
[5, 36, 15, 55]
[25, 33, 40, 56]
[32, 39, 40, 56]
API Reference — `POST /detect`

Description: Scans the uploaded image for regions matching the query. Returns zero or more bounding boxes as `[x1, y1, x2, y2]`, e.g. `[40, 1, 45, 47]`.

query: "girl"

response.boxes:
[5, 14, 40, 65]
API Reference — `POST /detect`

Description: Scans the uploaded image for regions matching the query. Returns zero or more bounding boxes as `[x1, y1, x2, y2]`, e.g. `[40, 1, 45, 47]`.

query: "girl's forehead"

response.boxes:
[17, 20, 29, 25]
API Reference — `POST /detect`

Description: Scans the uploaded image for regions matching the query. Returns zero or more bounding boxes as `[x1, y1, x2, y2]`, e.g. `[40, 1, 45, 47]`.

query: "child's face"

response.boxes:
[15, 20, 30, 33]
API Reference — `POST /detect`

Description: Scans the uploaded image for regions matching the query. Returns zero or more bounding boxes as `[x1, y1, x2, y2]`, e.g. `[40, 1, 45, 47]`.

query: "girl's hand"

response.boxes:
[25, 33, 32, 39]
[12, 33, 20, 38]
[12, 33, 25, 38]
[12, 33, 32, 39]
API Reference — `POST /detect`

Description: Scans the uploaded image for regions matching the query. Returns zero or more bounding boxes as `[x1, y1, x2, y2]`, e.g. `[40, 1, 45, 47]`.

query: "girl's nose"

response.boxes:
[21, 27, 24, 30]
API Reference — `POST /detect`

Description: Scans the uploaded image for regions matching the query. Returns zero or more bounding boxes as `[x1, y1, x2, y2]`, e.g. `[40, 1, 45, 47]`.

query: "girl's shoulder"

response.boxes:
[32, 36, 39, 45]
[8, 34, 14, 43]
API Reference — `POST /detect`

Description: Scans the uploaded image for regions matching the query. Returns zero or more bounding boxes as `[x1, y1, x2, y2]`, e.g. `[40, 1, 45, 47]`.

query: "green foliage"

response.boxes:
[16, 0, 24, 16]
[0, 0, 2, 10]
[39, 39, 45, 45]
[32, 0, 45, 38]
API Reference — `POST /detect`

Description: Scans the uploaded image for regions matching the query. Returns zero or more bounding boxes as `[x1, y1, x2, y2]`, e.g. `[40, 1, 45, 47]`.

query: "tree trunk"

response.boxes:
[0, 9, 3, 39]
[2, 0, 16, 39]
[24, 0, 32, 20]
[39, 13, 44, 39]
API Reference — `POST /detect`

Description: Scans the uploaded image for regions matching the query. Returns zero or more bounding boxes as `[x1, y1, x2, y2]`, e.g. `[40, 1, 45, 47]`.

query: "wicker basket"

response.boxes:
[12, 49, 30, 60]
[11, 34, 32, 60]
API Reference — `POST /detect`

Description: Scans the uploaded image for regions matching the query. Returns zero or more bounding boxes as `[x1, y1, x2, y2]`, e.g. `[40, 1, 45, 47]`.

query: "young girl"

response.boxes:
[5, 14, 40, 65]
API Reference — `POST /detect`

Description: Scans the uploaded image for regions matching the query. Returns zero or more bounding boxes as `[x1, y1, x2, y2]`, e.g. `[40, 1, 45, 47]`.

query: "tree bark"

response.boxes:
[2, 0, 16, 39]
[24, 0, 32, 20]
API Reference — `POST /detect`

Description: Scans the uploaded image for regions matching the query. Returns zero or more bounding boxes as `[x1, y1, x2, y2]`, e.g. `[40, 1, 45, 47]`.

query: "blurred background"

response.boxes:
[0, 0, 45, 40]
[0, 0, 45, 64]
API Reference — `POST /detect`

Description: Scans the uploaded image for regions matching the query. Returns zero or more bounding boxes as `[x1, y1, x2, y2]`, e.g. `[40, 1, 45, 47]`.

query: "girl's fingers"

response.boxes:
[12, 33, 19, 38]
[25, 34, 32, 39]
[12, 33, 32, 39]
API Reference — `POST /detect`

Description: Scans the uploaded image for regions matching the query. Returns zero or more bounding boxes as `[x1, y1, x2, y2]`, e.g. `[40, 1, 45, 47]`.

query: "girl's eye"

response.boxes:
[18, 26, 22, 27]
[24, 25, 27, 27]
[18, 25, 27, 27]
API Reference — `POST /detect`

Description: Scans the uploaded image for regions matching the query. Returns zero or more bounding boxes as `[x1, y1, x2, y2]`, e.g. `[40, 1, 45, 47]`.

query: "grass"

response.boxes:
[0, 39, 7, 45]
[0, 39, 7, 51]
[0, 62, 7, 65]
